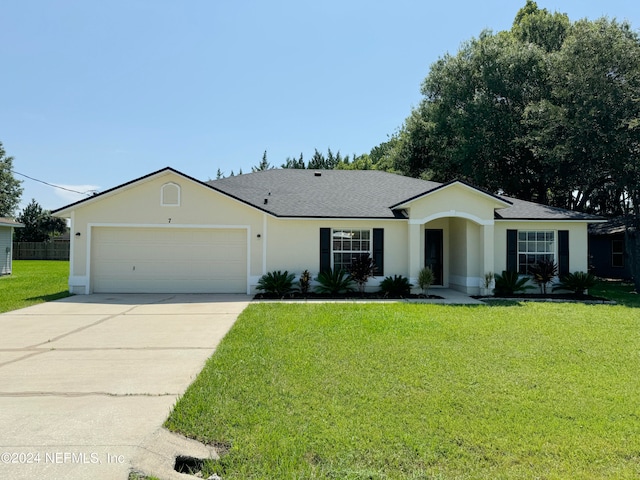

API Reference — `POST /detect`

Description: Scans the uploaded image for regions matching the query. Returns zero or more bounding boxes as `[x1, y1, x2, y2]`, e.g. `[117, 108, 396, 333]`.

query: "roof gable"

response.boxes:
[390, 180, 512, 210]
[52, 167, 217, 216]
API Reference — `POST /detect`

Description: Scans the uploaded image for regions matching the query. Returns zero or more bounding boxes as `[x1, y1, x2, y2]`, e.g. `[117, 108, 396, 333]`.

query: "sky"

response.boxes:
[2, 1, 639, 212]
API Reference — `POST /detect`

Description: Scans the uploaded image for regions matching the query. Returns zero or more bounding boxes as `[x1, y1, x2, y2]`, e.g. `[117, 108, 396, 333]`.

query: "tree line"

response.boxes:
[243, 1, 640, 222]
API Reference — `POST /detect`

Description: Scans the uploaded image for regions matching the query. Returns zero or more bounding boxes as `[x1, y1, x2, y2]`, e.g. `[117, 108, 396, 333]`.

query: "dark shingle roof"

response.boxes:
[495, 196, 603, 221]
[208, 169, 440, 218]
[209, 169, 601, 221]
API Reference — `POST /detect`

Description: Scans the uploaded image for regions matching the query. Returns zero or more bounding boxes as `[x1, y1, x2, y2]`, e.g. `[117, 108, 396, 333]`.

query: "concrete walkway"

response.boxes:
[0, 294, 250, 480]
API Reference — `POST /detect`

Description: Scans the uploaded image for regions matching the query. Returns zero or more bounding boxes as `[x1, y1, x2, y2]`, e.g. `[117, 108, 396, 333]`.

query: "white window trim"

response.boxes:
[517, 230, 556, 274]
[331, 228, 373, 271]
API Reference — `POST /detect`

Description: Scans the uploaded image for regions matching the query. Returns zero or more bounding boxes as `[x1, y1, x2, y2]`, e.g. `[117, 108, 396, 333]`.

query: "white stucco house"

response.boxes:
[52, 167, 602, 295]
[0, 217, 24, 275]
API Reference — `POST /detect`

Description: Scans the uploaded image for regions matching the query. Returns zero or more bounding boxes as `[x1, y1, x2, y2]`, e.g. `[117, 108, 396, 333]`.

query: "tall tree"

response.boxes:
[252, 151, 272, 172]
[395, 2, 640, 214]
[14, 199, 67, 242]
[0, 142, 23, 217]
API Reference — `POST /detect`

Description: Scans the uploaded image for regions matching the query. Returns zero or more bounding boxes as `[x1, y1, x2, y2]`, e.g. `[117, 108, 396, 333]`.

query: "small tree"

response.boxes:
[347, 255, 376, 295]
[298, 269, 311, 296]
[530, 259, 558, 294]
[14, 199, 67, 242]
[417, 267, 434, 296]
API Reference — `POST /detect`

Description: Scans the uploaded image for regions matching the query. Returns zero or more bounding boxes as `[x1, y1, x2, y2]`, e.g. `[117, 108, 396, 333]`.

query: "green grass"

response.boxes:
[0, 260, 70, 313]
[591, 281, 640, 308]
[166, 302, 640, 479]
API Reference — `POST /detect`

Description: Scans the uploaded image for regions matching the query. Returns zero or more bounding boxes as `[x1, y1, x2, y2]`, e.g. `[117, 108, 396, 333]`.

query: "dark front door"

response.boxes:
[425, 229, 443, 285]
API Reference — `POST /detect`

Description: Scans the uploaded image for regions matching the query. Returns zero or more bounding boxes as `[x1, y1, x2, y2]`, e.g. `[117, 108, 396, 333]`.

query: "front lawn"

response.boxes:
[591, 281, 640, 307]
[166, 302, 640, 479]
[0, 260, 70, 313]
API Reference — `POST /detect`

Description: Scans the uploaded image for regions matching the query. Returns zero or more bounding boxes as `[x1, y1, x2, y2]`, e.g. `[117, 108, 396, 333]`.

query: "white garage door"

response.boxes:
[91, 227, 247, 293]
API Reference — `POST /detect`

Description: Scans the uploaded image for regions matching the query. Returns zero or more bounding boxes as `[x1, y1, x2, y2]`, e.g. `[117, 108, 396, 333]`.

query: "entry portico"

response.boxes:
[397, 181, 508, 294]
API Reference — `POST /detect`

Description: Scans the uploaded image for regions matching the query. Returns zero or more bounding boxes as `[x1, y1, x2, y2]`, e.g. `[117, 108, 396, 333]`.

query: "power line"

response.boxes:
[12, 170, 96, 196]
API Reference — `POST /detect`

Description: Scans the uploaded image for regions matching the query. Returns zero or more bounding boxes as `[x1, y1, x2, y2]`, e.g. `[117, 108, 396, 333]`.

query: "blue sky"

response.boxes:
[2, 1, 638, 211]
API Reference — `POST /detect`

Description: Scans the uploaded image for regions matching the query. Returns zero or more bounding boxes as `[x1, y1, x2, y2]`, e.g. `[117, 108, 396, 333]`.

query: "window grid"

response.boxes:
[518, 231, 555, 274]
[332, 229, 371, 272]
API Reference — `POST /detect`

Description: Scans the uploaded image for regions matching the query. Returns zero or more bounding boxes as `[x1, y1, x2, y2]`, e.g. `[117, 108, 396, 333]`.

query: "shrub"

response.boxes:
[417, 267, 434, 295]
[347, 255, 376, 295]
[256, 270, 297, 297]
[379, 275, 413, 298]
[493, 270, 534, 296]
[298, 270, 311, 296]
[484, 272, 494, 289]
[530, 259, 558, 294]
[553, 271, 598, 296]
[315, 268, 356, 295]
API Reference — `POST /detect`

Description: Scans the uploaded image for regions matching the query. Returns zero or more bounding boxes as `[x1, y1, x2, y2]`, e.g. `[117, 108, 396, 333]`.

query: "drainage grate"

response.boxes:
[174, 455, 204, 475]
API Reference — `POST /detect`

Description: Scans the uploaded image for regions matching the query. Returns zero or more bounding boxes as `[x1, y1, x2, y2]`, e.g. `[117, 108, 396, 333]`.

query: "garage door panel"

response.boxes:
[91, 227, 247, 293]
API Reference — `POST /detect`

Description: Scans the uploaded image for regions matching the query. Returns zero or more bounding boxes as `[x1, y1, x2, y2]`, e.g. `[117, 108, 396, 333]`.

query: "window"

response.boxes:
[161, 182, 180, 206]
[332, 229, 371, 271]
[518, 231, 555, 274]
[612, 239, 624, 268]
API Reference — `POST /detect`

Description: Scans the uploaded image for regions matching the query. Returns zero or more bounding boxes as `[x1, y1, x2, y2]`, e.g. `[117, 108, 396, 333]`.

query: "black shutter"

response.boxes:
[558, 230, 569, 276]
[372, 228, 384, 276]
[507, 229, 518, 273]
[320, 228, 331, 273]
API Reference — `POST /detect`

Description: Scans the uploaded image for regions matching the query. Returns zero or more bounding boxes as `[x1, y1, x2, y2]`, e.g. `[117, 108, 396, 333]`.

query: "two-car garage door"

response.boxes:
[90, 227, 247, 293]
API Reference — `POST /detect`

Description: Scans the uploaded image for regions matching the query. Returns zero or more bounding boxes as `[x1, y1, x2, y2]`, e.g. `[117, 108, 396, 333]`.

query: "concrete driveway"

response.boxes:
[0, 293, 250, 480]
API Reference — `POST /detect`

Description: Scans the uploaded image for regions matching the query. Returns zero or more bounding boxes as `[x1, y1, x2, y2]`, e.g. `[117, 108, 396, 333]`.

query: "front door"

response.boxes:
[425, 229, 443, 285]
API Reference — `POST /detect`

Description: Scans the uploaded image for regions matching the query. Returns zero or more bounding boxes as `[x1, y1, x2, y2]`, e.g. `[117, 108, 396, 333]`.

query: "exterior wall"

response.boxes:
[589, 233, 632, 280]
[449, 218, 467, 288]
[60, 171, 264, 294]
[264, 217, 408, 291]
[0, 227, 12, 275]
[494, 221, 590, 276]
[406, 183, 506, 224]
[55, 169, 596, 296]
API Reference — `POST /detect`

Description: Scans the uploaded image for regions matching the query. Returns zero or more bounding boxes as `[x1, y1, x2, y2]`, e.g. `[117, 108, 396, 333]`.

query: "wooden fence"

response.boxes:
[13, 241, 70, 260]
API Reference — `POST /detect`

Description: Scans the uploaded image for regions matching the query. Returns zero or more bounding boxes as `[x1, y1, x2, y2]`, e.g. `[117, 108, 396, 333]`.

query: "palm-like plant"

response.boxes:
[347, 255, 376, 295]
[314, 268, 356, 295]
[417, 267, 434, 296]
[256, 270, 297, 297]
[494, 270, 534, 296]
[379, 275, 413, 298]
[553, 271, 598, 296]
[530, 259, 558, 294]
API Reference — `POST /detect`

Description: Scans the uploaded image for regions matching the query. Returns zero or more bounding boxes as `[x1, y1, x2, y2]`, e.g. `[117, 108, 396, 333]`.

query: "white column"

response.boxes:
[481, 223, 495, 291]
[408, 222, 421, 285]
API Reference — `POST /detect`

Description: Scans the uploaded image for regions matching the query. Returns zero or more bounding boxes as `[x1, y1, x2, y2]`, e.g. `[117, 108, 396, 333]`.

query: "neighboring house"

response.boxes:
[589, 218, 633, 280]
[52, 167, 603, 295]
[0, 217, 24, 275]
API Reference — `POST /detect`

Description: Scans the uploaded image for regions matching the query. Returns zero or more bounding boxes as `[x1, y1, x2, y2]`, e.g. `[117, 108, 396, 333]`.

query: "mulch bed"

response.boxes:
[474, 293, 614, 304]
[253, 292, 444, 300]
